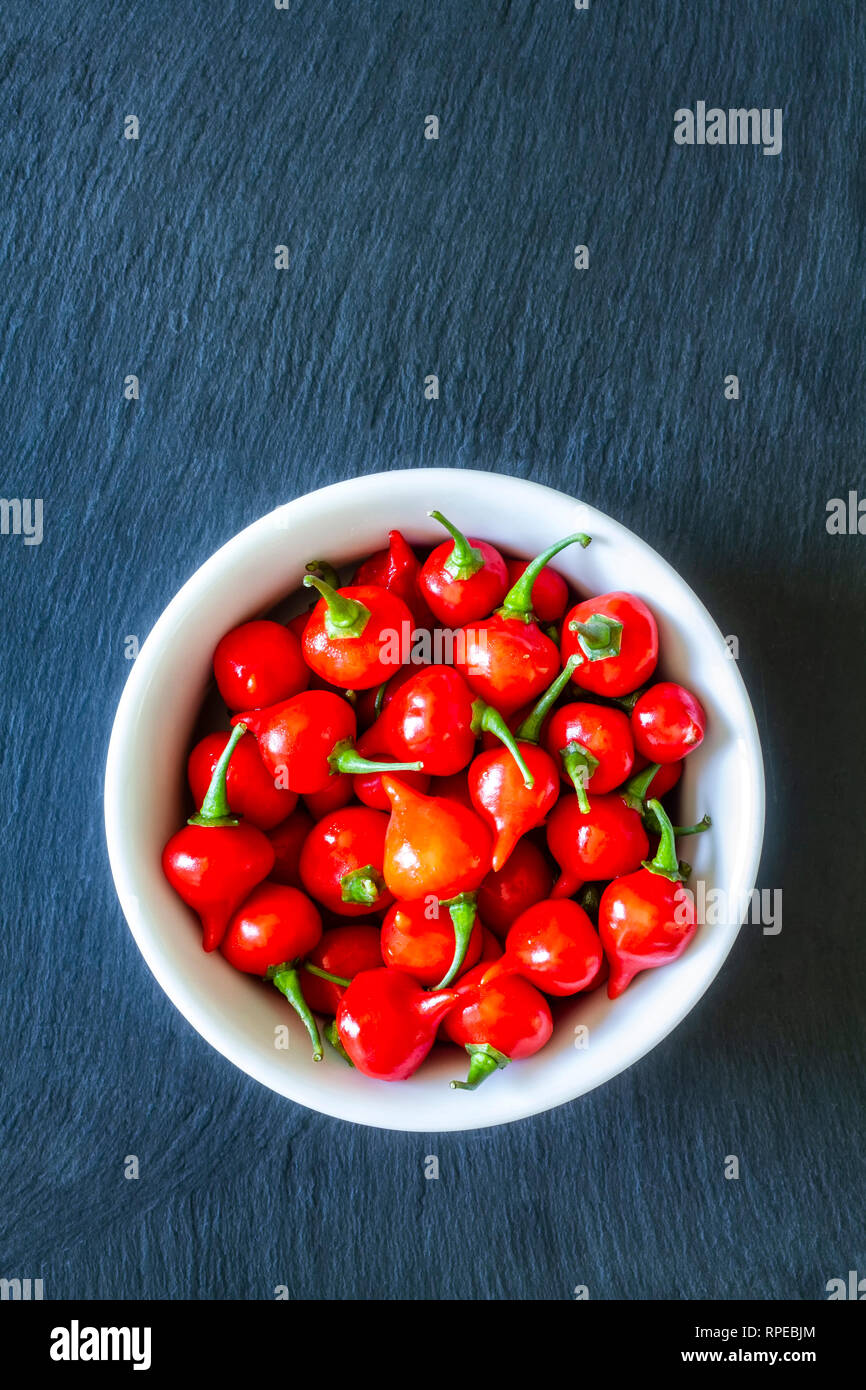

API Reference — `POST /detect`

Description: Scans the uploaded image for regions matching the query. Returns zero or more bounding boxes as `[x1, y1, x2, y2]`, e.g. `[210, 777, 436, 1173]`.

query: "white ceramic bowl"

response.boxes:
[105, 469, 764, 1131]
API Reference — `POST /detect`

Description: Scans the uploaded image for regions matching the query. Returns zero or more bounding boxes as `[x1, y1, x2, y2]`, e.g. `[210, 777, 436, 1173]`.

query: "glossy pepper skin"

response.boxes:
[336, 968, 459, 1081]
[631, 682, 706, 763]
[504, 558, 569, 624]
[375, 664, 533, 780]
[417, 511, 509, 625]
[221, 881, 324, 1058]
[188, 730, 298, 831]
[353, 528, 435, 631]
[444, 963, 553, 1090]
[631, 755, 682, 799]
[267, 806, 313, 887]
[598, 799, 697, 997]
[381, 776, 493, 902]
[353, 665, 418, 734]
[472, 925, 504, 969]
[455, 532, 591, 716]
[351, 722, 430, 810]
[561, 591, 658, 698]
[300, 925, 383, 1014]
[544, 702, 635, 811]
[299, 806, 394, 917]
[467, 657, 578, 871]
[484, 898, 603, 996]
[301, 576, 414, 690]
[162, 725, 275, 952]
[476, 837, 554, 938]
[469, 745, 557, 872]
[234, 691, 422, 795]
[380, 894, 483, 988]
[303, 774, 354, 819]
[429, 770, 475, 810]
[213, 620, 310, 712]
[546, 792, 650, 898]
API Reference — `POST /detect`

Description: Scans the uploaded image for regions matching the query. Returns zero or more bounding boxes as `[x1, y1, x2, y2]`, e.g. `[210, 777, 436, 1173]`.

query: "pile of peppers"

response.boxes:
[162, 513, 710, 1091]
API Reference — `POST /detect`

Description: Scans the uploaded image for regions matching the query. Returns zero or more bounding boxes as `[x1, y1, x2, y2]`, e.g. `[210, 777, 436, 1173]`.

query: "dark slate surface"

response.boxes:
[1, 0, 865, 1301]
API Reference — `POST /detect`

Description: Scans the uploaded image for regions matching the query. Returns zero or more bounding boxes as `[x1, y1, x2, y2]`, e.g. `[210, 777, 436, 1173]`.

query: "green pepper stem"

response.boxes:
[304, 962, 352, 988]
[328, 740, 424, 778]
[612, 686, 647, 714]
[559, 741, 598, 813]
[269, 964, 323, 1060]
[576, 882, 603, 923]
[450, 1043, 511, 1091]
[515, 654, 581, 744]
[303, 574, 371, 639]
[340, 864, 386, 906]
[570, 613, 623, 661]
[304, 559, 340, 590]
[373, 680, 388, 718]
[624, 761, 661, 810]
[641, 799, 685, 882]
[324, 1019, 353, 1065]
[470, 701, 534, 789]
[188, 723, 246, 826]
[671, 814, 712, 837]
[499, 532, 591, 621]
[428, 510, 485, 580]
[434, 893, 479, 989]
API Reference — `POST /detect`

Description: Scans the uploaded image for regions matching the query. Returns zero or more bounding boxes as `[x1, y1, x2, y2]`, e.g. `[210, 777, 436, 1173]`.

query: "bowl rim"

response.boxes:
[105, 468, 765, 1130]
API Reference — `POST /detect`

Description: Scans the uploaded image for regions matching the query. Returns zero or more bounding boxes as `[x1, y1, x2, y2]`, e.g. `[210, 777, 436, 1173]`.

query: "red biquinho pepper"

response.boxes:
[598, 799, 697, 997]
[483, 898, 603, 996]
[417, 511, 509, 624]
[221, 881, 324, 1058]
[620, 761, 711, 840]
[299, 805, 394, 917]
[455, 532, 591, 715]
[234, 690, 423, 795]
[504, 558, 569, 624]
[444, 963, 553, 1090]
[631, 755, 682, 799]
[303, 773, 354, 819]
[162, 724, 275, 952]
[213, 620, 310, 711]
[354, 528, 435, 630]
[630, 682, 706, 763]
[476, 837, 554, 938]
[301, 575, 414, 690]
[336, 968, 459, 1080]
[429, 770, 475, 810]
[375, 664, 534, 780]
[546, 792, 649, 898]
[381, 776, 492, 902]
[286, 561, 342, 643]
[380, 892, 483, 988]
[267, 806, 313, 887]
[300, 924, 384, 1015]
[187, 730, 298, 831]
[468, 657, 578, 870]
[353, 665, 418, 734]
[561, 591, 658, 698]
[543, 700, 635, 812]
[351, 721, 430, 810]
